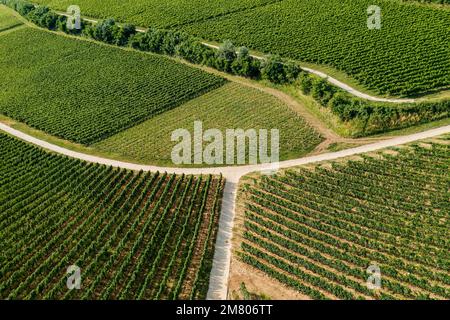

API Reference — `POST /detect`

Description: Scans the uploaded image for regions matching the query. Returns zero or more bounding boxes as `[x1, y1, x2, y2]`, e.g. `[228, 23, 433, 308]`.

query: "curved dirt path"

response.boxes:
[57, 11, 418, 104]
[202, 43, 416, 103]
[1, 122, 449, 300]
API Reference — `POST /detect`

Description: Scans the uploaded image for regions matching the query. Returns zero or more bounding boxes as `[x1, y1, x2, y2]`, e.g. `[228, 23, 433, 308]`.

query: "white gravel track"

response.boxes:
[1, 122, 449, 300]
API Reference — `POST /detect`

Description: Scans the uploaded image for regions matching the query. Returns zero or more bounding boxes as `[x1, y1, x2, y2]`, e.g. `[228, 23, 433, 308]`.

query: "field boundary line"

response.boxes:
[57, 11, 421, 103]
[1, 122, 449, 181]
[1, 122, 449, 300]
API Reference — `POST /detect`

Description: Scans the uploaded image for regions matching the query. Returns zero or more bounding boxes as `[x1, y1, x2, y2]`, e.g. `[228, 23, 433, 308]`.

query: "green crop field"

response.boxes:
[0, 133, 224, 299]
[33, 0, 450, 97]
[238, 135, 450, 299]
[1, 0, 449, 304]
[181, 0, 450, 97]
[33, 0, 281, 28]
[94, 83, 323, 166]
[0, 4, 22, 31]
[0, 27, 225, 144]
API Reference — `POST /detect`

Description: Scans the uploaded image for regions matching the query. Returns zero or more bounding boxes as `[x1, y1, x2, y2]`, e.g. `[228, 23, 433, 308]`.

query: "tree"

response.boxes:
[298, 72, 313, 94]
[42, 11, 58, 30]
[311, 77, 337, 105]
[261, 54, 286, 84]
[231, 46, 260, 78]
[329, 92, 352, 120]
[236, 46, 249, 60]
[17, 1, 34, 16]
[93, 18, 116, 44]
[27, 5, 49, 24]
[283, 61, 301, 83]
[128, 32, 143, 50]
[215, 40, 237, 72]
[114, 24, 136, 46]
[217, 40, 237, 61]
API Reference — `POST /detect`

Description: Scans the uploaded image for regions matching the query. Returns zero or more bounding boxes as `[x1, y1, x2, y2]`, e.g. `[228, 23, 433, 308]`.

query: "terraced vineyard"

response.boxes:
[0, 27, 225, 144]
[238, 136, 450, 299]
[0, 133, 224, 299]
[95, 83, 323, 166]
[0, 4, 22, 31]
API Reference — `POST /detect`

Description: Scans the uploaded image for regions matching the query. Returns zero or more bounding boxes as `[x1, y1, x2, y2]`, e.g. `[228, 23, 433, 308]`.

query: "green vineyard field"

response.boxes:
[33, 0, 281, 28]
[33, 0, 450, 97]
[181, 0, 450, 97]
[0, 27, 225, 145]
[238, 135, 450, 299]
[0, 133, 224, 299]
[95, 83, 323, 166]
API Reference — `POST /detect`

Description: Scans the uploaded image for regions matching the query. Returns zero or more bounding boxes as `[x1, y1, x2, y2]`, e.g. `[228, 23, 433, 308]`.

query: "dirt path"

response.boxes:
[2, 122, 449, 300]
[56, 10, 421, 104]
[2, 6, 449, 299]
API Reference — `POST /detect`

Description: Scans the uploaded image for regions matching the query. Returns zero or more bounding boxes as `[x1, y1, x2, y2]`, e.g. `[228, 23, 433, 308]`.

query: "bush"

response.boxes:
[215, 40, 237, 72]
[114, 23, 136, 46]
[231, 47, 261, 78]
[298, 72, 313, 94]
[261, 54, 286, 84]
[217, 40, 237, 61]
[283, 61, 301, 83]
[92, 18, 117, 44]
[311, 77, 337, 106]
[3, 0, 295, 85]
[16, 1, 34, 16]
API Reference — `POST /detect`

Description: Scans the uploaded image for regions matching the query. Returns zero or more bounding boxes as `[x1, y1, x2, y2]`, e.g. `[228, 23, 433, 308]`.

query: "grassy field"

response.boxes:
[94, 83, 323, 166]
[236, 135, 450, 299]
[0, 26, 225, 144]
[0, 3, 22, 31]
[0, 133, 224, 299]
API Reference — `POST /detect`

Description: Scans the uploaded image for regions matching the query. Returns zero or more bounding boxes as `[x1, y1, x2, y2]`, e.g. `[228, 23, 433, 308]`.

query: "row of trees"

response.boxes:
[297, 71, 450, 136]
[4, 0, 448, 134]
[3, 0, 302, 84]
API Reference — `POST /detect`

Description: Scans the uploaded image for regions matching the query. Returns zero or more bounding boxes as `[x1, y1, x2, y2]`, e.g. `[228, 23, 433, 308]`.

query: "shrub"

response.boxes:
[92, 18, 117, 44]
[298, 72, 313, 94]
[261, 54, 286, 84]
[114, 23, 136, 46]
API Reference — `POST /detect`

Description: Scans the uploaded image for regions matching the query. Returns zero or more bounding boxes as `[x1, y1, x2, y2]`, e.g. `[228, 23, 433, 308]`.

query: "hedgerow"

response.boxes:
[2, 1, 448, 139]
[297, 73, 450, 136]
[180, 0, 450, 97]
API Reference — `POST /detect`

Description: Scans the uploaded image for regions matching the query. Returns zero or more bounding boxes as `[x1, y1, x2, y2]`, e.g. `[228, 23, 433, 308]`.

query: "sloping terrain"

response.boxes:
[0, 4, 22, 31]
[0, 133, 224, 299]
[33, 0, 282, 28]
[0, 27, 225, 144]
[181, 0, 450, 96]
[235, 135, 450, 299]
[33, 0, 450, 97]
[95, 83, 323, 166]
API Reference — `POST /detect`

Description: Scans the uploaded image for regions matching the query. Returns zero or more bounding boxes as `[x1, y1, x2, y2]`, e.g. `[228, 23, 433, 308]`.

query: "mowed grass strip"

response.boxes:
[94, 83, 324, 166]
[0, 133, 224, 300]
[0, 27, 226, 144]
[0, 4, 23, 31]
